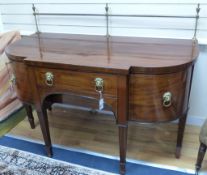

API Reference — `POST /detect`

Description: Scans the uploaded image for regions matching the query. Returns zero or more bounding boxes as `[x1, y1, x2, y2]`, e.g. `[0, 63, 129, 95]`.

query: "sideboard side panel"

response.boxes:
[129, 69, 191, 122]
[11, 61, 33, 103]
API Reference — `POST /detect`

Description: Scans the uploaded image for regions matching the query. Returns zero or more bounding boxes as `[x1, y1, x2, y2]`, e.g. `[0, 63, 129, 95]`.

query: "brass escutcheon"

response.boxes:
[45, 72, 54, 87]
[162, 92, 172, 107]
[94, 77, 104, 92]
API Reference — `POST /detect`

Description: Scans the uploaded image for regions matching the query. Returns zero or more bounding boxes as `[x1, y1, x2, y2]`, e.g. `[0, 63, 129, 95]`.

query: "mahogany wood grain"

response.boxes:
[129, 69, 191, 122]
[28, 66, 53, 157]
[6, 33, 199, 74]
[35, 67, 118, 97]
[24, 103, 35, 129]
[5, 33, 199, 174]
[117, 75, 128, 174]
[10, 61, 33, 103]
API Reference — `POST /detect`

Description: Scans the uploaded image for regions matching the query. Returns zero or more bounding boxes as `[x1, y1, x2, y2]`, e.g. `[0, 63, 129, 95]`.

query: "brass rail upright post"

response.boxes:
[193, 3, 200, 41]
[105, 3, 109, 38]
[32, 4, 40, 34]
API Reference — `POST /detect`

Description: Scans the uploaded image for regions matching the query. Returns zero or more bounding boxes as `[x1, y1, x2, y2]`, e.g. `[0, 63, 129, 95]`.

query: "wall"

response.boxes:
[0, 1, 207, 41]
[0, 0, 206, 125]
[0, 13, 3, 31]
[188, 45, 207, 126]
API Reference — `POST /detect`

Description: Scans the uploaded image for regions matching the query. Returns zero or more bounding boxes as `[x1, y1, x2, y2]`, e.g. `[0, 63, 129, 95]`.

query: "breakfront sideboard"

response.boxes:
[5, 33, 199, 174]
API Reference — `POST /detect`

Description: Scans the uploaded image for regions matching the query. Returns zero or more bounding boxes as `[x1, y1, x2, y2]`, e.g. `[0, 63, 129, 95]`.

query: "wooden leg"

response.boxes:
[24, 104, 35, 129]
[195, 143, 207, 174]
[44, 100, 53, 111]
[176, 113, 187, 158]
[36, 107, 53, 157]
[117, 75, 128, 175]
[119, 125, 128, 175]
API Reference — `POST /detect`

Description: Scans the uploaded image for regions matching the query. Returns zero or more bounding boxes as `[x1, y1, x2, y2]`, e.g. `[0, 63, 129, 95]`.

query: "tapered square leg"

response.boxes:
[24, 104, 35, 129]
[119, 125, 128, 175]
[176, 113, 187, 158]
[117, 75, 128, 175]
[36, 107, 53, 157]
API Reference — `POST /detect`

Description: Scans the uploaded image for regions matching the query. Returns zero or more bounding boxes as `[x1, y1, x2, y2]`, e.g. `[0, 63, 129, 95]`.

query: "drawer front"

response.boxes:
[34, 68, 118, 97]
[129, 69, 191, 122]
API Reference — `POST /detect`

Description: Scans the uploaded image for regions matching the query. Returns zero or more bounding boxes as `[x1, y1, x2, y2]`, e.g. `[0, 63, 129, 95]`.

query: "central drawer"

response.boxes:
[34, 68, 118, 98]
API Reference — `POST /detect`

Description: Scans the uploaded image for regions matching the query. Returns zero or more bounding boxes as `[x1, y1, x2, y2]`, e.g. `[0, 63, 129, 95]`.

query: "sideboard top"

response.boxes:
[6, 33, 199, 74]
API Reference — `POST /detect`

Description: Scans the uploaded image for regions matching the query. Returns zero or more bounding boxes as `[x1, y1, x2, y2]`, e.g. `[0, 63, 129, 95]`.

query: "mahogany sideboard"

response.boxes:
[5, 33, 199, 174]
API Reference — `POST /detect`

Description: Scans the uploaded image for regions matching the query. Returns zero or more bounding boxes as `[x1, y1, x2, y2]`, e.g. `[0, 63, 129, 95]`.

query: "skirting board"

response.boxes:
[186, 115, 206, 127]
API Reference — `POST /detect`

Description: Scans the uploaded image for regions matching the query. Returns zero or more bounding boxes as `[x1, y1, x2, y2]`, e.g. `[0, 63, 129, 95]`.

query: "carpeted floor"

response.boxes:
[0, 136, 195, 175]
[0, 144, 117, 175]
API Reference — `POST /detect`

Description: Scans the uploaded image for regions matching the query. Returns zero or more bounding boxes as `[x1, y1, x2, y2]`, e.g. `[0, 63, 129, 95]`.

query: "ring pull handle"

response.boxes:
[45, 72, 54, 87]
[163, 92, 172, 108]
[94, 78, 104, 92]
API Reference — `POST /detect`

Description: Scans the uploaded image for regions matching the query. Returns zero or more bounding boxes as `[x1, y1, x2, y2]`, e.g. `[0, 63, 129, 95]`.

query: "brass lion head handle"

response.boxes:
[94, 78, 104, 92]
[45, 72, 54, 87]
[163, 92, 172, 108]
